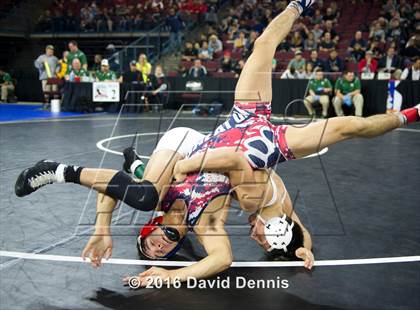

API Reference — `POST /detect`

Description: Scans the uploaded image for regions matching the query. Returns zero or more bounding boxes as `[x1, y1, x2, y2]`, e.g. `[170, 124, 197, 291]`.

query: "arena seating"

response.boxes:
[174, 0, 418, 77]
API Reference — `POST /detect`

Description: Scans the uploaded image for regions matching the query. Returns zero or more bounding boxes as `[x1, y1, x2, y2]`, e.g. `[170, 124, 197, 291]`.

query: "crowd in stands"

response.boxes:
[33, 40, 168, 110]
[176, 0, 419, 80]
[36, 0, 219, 33]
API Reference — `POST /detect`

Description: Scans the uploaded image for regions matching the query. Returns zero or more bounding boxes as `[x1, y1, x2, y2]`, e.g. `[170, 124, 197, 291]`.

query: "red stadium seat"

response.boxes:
[205, 61, 219, 72]
[167, 71, 179, 77]
[212, 72, 236, 78]
[181, 61, 194, 69]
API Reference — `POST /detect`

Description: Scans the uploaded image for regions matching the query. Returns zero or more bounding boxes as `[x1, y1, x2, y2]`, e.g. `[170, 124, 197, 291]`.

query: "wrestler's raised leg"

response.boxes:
[234, 1, 315, 103]
[285, 105, 420, 158]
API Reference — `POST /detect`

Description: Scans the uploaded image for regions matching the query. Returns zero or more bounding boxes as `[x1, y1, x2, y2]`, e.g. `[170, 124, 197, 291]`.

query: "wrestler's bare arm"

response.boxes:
[174, 148, 248, 176]
[82, 193, 117, 267]
[174, 149, 265, 212]
[168, 196, 233, 282]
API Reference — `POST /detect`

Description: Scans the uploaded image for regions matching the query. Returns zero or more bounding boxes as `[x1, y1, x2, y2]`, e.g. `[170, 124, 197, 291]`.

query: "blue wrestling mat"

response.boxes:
[0, 104, 85, 122]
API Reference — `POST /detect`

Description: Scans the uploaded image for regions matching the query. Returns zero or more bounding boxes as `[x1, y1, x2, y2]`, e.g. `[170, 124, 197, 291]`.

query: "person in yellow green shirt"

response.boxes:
[56, 51, 69, 79]
[0, 69, 14, 102]
[95, 59, 117, 82]
[304, 70, 333, 118]
[136, 54, 152, 83]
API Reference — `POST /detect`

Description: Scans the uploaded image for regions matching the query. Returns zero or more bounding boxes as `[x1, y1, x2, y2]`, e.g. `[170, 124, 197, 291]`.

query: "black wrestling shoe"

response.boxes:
[122, 147, 143, 174]
[15, 160, 60, 197]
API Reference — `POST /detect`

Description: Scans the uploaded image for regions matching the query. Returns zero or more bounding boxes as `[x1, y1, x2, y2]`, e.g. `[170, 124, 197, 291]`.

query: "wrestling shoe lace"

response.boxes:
[28, 171, 57, 189]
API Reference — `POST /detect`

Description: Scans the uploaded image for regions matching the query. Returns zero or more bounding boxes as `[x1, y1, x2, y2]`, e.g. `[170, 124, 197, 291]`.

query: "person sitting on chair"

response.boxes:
[304, 69, 332, 118]
[333, 71, 364, 117]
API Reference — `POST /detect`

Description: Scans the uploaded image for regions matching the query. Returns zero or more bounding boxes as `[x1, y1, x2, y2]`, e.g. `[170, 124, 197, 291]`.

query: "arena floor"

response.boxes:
[0, 110, 419, 310]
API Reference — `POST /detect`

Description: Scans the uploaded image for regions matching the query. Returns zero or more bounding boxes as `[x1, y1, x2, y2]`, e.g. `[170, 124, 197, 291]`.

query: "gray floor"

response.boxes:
[1, 112, 419, 310]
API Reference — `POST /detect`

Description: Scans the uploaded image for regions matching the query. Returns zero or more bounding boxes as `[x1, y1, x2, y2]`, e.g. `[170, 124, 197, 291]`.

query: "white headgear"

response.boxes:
[259, 215, 294, 252]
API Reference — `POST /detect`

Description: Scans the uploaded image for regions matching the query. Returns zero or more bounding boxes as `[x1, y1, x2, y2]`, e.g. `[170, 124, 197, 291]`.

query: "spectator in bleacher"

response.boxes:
[295, 21, 310, 39]
[323, 7, 338, 24]
[146, 64, 169, 108]
[96, 7, 114, 32]
[409, 9, 420, 31]
[399, 0, 413, 14]
[369, 21, 386, 43]
[204, 5, 218, 25]
[65, 59, 89, 82]
[312, 23, 324, 43]
[308, 50, 325, 71]
[278, 38, 291, 52]
[34, 45, 59, 108]
[56, 51, 69, 79]
[234, 31, 247, 50]
[166, 8, 183, 50]
[311, 9, 323, 25]
[382, 0, 397, 13]
[218, 51, 235, 73]
[177, 63, 188, 78]
[288, 50, 306, 72]
[119, 60, 141, 83]
[290, 31, 304, 51]
[358, 50, 378, 74]
[244, 30, 258, 58]
[300, 62, 315, 79]
[323, 20, 339, 44]
[234, 59, 245, 78]
[281, 66, 299, 79]
[329, 1, 339, 18]
[351, 43, 366, 63]
[182, 42, 198, 61]
[387, 18, 407, 47]
[304, 69, 333, 118]
[0, 69, 14, 103]
[319, 32, 336, 52]
[378, 47, 403, 73]
[325, 49, 344, 73]
[333, 71, 364, 117]
[367, 39, 384, 60]
[194, 42, 201, 55]
[95, 59, 117, 82]
[404, 34, 420, 58]
[92, 54, 103, 72]
[208, 34, 223, 53]
[198, 41, 213, 60]
[188, 59, 207, 78]
[348, 31, 367, 53]
[68, 41, 88, 71]
[136, 54, 152, 83]
[304, 32, 318, 50]
[401, 57, 420, 81]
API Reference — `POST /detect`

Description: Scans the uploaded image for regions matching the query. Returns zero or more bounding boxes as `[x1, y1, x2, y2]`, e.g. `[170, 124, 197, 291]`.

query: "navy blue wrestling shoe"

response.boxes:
[287, 0, 316, 15]
[122, 147, 143, 174]
[15, 160, 60, 197]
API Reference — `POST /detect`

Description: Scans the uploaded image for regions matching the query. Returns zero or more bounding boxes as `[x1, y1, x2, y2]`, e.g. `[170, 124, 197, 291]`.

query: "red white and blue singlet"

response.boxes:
[189, 102, 295, 169]
[160, 102, 294, 228]
[161, 173, 231, 228]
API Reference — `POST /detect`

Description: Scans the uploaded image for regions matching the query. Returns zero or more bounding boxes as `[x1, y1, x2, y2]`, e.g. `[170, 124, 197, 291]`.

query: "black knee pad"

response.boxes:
[105, 172, 158, 212]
